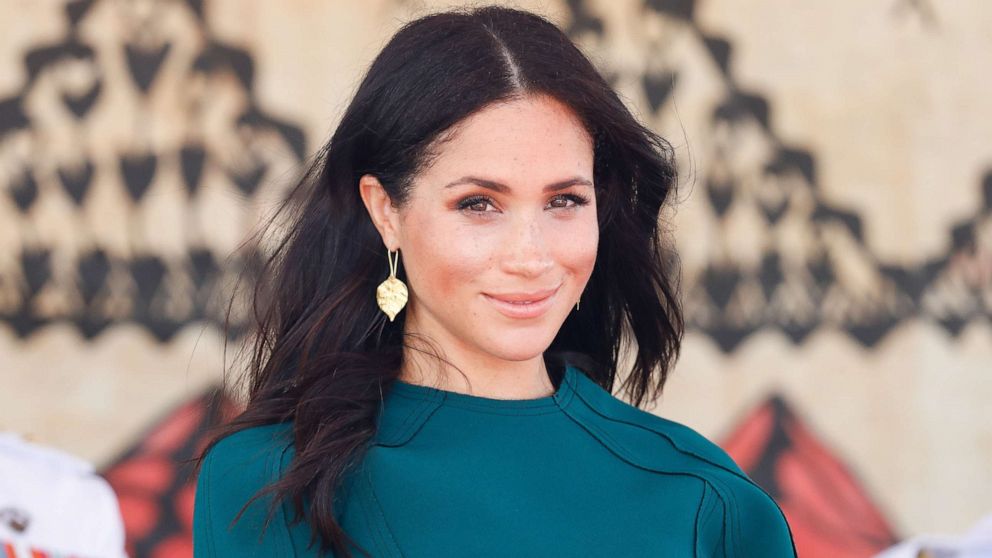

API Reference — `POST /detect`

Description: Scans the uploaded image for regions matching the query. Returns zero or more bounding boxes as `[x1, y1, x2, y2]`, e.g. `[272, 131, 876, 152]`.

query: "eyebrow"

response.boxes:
[442, 175, 593, 193]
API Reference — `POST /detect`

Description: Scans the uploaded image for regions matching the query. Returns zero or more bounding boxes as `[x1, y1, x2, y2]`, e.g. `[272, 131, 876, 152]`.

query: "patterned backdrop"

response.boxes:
[1, 0, 989, 556]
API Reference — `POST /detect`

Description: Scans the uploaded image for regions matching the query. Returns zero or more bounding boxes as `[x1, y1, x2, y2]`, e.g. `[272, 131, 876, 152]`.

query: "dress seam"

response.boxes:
[693, 481, 705, 558]
[565, 387, 743, 557]
[443, 406, 563, 416]
[570, 379, 791, 554]
[355, 474, 386, 556]
[388, 389, 561, 413]
[364, 468, 405, 557]
[273, 440, 298, 558]
[384, 365, 577, 414]
[374, 393, 443, 447]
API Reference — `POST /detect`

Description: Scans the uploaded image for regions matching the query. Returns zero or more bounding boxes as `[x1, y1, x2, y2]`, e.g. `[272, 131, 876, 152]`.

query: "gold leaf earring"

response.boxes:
[376, 248, 408, 322]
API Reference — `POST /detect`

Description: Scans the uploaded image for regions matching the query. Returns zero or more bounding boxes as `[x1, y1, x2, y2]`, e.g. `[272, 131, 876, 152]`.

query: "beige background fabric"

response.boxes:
[1, 0, 989, 548]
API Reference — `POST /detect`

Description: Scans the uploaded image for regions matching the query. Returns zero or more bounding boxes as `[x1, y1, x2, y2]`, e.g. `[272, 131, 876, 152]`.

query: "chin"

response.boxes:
[480, 330, 558, 361]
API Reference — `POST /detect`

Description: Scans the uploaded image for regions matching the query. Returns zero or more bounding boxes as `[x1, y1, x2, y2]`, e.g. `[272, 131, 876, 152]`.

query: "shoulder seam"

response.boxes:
[572, 386, 758, 487]
[562, 401, 702, 481]
[571, 385, 800, 557]
[373, 394, 443, 447]
[562, 401, 743, 556]
[350, 464, 404, 558]
[692, 480, 706, 558]
[365, 469, 402, 556]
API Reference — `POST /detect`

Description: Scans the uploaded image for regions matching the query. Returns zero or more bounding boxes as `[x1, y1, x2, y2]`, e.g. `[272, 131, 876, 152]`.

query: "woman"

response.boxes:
[193, 5, 797, 557]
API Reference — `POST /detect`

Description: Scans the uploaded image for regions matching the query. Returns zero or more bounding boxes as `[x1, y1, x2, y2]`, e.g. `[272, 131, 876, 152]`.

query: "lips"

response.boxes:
[483, 284, 560, 319]
[485, 286, 560, 303]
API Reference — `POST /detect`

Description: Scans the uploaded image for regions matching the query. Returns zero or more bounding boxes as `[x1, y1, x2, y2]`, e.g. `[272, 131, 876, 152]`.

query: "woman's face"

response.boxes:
[363, 93, 598, 370]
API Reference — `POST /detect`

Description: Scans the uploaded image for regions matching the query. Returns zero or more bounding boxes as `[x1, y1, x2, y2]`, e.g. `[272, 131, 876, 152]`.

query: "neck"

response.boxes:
[397, 312, 555, 400]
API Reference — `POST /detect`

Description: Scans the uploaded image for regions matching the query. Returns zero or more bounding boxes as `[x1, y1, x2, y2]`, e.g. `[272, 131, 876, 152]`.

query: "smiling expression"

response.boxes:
[364, 93, 599, 368]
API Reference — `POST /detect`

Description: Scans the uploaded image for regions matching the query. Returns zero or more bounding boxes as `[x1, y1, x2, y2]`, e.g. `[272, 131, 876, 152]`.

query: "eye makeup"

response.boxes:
[456, 193, 591, 215]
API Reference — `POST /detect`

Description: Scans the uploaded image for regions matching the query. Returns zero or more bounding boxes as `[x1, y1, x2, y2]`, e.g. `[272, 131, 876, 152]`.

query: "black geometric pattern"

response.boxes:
[0, 0, 305, 342]
[2, 0, 989, 354]
[563, 0, 991, 351]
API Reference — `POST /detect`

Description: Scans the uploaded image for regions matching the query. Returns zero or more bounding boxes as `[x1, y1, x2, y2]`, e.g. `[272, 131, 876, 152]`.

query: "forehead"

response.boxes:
[422, 94, 594, 183]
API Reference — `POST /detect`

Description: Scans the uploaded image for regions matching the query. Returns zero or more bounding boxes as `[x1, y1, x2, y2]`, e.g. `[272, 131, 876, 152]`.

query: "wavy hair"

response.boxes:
[199, 5, 683, 557]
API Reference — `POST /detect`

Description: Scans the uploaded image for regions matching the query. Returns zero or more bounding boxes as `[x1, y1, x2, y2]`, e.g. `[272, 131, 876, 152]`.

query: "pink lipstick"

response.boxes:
[483, 285, 560, 319]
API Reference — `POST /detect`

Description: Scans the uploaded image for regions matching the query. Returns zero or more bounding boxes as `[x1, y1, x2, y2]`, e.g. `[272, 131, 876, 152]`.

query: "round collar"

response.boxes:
[373, 363, 584, 446]
[387, 362, 577, 412]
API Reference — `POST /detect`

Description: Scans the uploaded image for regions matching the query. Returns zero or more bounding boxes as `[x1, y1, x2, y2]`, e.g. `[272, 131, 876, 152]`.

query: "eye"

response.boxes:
[455, 192, 591, 216]
[457, 195, 498, 214]
[548, 193, 590, 210]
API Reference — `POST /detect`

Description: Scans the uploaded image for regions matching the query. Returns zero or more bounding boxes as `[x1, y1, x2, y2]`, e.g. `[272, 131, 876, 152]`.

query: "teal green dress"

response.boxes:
[193, 363, 797, 557]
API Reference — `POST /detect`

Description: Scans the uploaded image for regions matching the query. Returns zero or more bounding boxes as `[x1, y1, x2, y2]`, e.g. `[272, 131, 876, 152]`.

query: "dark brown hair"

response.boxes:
[200, 5, 683, 556]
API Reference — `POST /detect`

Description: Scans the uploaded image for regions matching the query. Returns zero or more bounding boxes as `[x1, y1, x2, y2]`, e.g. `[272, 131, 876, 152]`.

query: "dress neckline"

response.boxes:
[386, 362, 579, 413]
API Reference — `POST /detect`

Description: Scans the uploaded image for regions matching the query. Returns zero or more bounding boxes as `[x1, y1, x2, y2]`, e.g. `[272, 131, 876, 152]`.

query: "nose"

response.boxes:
[500, 210, 554, 277]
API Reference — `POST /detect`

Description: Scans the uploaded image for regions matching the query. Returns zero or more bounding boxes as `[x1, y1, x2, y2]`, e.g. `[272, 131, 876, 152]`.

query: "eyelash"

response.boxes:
[456, 193, 590, 215]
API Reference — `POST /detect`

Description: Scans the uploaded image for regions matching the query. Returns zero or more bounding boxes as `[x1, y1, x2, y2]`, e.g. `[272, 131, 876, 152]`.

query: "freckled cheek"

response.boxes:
[552, 219, 599, 280]
[403, 223, 494, 305]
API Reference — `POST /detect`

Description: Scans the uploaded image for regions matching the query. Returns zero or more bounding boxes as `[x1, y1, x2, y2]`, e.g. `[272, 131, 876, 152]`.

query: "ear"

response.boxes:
[358, 174, 401, 250]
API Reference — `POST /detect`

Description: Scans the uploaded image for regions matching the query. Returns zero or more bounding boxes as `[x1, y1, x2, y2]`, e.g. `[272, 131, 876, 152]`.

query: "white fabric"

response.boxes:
[0, 432, 128, 558]
[874, 513, 992, 558]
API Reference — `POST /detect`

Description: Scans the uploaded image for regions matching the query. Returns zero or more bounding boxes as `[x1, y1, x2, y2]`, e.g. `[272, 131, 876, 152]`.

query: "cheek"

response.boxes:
[401, 215, 494, 304]
[553, 215, 599, 280]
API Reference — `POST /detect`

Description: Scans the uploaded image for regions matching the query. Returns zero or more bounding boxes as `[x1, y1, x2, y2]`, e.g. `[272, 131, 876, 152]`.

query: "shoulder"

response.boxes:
[196, 423, 296, 505]
[193, 422, 297, 558]
[201, 422, 295, 471]
[563, 368, 744, 476]
[564, 369, 797, 557]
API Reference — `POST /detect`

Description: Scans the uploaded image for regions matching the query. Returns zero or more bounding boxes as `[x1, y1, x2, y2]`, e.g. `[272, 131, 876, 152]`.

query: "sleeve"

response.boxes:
[192, 432, 297, 558]
[90, 474, 129, 558]
[728, 482, 797, 558]
[695, 478, 797, 558]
